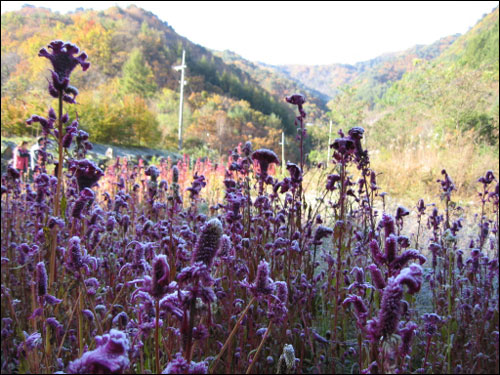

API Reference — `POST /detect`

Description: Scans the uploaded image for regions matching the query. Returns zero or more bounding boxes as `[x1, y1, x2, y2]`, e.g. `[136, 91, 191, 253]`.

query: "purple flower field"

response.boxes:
[1, 41, 499, 374]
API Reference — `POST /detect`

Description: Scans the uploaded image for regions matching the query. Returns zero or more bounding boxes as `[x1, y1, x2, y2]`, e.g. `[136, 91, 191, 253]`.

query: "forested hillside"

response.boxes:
[264, 35, 459, 106]
[1, 4, 498, 195]
[1, 4, 311, 159]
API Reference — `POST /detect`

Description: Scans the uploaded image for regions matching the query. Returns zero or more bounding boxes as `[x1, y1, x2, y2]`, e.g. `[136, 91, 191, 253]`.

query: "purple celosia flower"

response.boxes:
[385, 234, 397, 264]
[381, 213, 395, 238]
[151, 254, 170, 299]
[162, 352, 207, 374]
[437, 169, 455, 197]
[247, 260, 275, 298]
[368, 264, 422, 341]
[187, 172, 206, 199]
[72, 188, 95, 219]
[367, 264, 386, 290]
[342, 294, 368, 318]
[67, 329, 130, 374]
[286, 162, 302, 184]
[395, 206, 410, 221]
[313, 225, 333, 245]
[326, 173, 341, 191]
[331, 137, 356, 155]
[251, 149, 279, 177]
[69, 159, 104, 190]
[285, 93, 306, 106]
[478, 170, 496, 185]
[390, 249, 426, 271]
[26, 109, 56, 137]
[192, 218, 223, 267]
[39, 40, 90, 83]
[399, 321, 418, 356]
[68, 236, 83, 270]
[145, 165, 160, 182]
[36, 262, 47, 298]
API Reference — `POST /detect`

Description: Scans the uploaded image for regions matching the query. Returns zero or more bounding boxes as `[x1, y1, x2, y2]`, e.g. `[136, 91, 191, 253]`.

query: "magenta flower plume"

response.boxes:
[192, 218, 223, 267]
[67, 329, 130, 374]
[368, 264, 423, 341]
[381, 213, 395, 238]
[249, 259, 275, 298]
[251, 149, 279, 177]
[367, 264, 386, 290]
[36, 262, 47, 298]
[151, 254, 170, 299]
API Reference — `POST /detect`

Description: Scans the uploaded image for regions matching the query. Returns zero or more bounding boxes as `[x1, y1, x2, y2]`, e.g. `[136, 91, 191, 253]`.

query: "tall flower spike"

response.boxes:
[151, 255, 170, 299]
[36, 262, 47, 298]
[192, 218, 223, 267]
[250, 260, 274, 298]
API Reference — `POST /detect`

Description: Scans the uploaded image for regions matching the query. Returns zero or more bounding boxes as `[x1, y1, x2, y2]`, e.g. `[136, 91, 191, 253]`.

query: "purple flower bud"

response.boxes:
[368, 264, 386, 290]
[36, 262, 47, 298]
[313, 225, 333, 245]
[385, 234, 397, 264]
[151, 254, 170, 299]
[399, 321, 418, 357]
[252, 260, 274, 297]
[274, 281, 288, 304]
[370, 239, 385, 265]
[192, 218, 223, 267]
[67, 236, 83, 271]
[381, 213, 395, 238]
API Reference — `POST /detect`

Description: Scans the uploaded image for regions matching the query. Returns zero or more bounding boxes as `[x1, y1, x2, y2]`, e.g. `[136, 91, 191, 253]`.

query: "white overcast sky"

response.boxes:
[1, 1, 498, 65]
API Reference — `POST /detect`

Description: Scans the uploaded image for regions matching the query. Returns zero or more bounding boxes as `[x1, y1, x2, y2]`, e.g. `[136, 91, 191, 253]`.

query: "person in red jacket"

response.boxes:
[15, 141, 30, 182]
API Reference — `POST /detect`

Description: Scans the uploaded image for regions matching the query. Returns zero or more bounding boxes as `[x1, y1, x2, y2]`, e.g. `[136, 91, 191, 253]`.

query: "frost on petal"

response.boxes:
[67, 329, 130, 374]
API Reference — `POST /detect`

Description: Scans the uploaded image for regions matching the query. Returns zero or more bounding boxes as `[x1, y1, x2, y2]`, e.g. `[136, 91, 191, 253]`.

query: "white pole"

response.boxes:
[174, 50, 187, 151]
[281, 131, 285, 171]
[327, 120, 332, 165]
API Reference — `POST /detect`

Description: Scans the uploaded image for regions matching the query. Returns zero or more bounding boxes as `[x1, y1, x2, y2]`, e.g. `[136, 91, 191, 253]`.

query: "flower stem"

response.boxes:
[155, 299, 161, 374]
[49, 93, 64, 288]
[210, 296, 255, 374]
[245, 320, 272, 374]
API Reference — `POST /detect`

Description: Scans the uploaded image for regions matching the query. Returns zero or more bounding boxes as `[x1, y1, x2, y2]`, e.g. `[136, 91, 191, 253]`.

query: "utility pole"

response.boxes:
[327, 120, 333, 165]
[173, 50, 187, 151]
[281, 131, 285, 171]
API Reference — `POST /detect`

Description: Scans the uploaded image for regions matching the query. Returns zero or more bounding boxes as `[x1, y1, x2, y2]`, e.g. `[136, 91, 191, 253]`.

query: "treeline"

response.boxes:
[1, 5, 301, 158]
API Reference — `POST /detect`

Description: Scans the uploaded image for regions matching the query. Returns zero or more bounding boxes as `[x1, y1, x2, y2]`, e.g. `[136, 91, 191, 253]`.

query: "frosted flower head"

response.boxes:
[162, 352, 207, 374]
[192, 218, 223, 267]
[151, 255, 170, 299]
[36, 262, 47, 298]
[67, 329, 130, 374]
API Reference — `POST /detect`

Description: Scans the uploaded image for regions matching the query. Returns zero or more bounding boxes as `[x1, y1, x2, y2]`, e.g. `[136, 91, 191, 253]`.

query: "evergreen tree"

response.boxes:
[120, 49, 157, 98]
